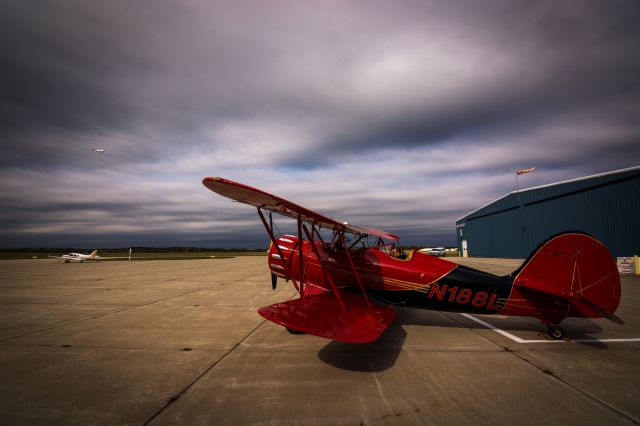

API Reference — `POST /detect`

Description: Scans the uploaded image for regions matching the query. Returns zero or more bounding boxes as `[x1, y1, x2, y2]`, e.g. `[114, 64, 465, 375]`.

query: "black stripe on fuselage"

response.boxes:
[367, 265, 513, 314]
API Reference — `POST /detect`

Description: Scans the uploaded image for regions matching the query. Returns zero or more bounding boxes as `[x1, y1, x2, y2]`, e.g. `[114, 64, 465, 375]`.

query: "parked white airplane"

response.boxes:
[93, 148, 104, 153]
[50, 249, 133, 263]
[50, 250, 102, 263]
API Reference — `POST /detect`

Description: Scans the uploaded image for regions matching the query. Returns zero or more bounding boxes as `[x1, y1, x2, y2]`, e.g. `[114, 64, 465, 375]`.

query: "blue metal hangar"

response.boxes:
[456, 166, 640, 259]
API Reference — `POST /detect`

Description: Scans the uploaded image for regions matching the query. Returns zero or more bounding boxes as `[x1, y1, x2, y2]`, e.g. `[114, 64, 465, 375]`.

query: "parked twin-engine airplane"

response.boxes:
[203, 177, 623, 343]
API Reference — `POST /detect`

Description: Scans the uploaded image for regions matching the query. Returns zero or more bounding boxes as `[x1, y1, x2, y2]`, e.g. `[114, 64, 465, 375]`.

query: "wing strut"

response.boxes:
[340, 230, 374, 314]
[297, 215, 305, 296]
[301, 222, 348, 312]
[312, 225, 325, 245]
[257, 207, 301, 295]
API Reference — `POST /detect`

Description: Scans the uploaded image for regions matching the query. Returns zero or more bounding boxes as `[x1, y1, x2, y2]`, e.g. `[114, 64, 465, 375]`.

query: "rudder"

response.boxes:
[509, 232, 621, 324]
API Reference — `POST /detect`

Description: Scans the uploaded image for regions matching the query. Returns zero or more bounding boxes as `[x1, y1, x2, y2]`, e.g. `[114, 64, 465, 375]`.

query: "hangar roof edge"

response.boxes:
[456, 165, 640, 223]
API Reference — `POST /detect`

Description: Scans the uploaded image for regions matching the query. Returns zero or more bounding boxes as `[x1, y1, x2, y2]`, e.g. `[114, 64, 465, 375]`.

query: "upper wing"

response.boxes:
[202, 177, 399, 240]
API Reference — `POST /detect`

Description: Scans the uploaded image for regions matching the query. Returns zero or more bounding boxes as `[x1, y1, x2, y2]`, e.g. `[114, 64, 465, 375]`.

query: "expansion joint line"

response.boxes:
[0, 287, 210, 343]
[507, 350, 639, 425]
[143, 319, 267, 425]
[445, 313, 639, 425]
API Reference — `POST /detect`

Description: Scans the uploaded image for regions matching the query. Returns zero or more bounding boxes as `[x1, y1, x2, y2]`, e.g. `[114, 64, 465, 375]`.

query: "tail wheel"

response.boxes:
[286, 327, 305, 335]
[548, 325, 565, 340]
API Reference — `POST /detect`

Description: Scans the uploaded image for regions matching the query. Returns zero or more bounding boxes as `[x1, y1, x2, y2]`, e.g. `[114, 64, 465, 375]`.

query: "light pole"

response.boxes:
[515, 167, 535, 258]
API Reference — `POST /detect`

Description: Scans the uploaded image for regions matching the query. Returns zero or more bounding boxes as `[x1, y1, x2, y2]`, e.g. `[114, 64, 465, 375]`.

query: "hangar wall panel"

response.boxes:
[456, 167, 640, 259]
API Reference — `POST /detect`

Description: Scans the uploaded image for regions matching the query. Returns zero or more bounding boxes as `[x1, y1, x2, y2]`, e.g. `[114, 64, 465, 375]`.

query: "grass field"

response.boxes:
[0, 252, 267, 260]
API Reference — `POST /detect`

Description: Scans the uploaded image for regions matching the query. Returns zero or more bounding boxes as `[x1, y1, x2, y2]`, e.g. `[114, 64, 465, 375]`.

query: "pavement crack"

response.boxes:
[0, 288, 211, 342]
[143, 319, 267, 425]
[368, 360, 394, 417]
[446, 313, 639, 424]
[0, 305, 137, 342]
[508, 350, 640, 424]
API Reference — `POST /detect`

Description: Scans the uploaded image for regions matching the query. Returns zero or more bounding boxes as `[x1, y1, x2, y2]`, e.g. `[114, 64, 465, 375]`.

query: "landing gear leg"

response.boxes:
[547, 325, 565, 340]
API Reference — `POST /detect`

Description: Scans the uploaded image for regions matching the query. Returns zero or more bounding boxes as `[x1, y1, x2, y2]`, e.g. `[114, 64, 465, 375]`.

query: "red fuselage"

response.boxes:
[268, 233, 620, 326]
[269, 235, 513, 316]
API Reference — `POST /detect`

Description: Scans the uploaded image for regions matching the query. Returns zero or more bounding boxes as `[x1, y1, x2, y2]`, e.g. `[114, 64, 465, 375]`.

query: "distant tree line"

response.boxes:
[0, 247, 267, 253]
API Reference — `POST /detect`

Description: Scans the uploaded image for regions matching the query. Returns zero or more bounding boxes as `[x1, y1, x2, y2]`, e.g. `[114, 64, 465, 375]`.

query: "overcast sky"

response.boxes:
[1, 0, 639, 248]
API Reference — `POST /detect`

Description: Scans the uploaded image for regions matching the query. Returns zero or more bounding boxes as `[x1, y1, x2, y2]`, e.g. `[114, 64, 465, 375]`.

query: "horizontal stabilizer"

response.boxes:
[572, 295, 625, 325]
[258, 290, 396, 343]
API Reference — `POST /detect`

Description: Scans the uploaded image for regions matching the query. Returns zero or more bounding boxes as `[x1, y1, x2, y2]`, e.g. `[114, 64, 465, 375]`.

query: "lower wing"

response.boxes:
[258, 289, 396, 343]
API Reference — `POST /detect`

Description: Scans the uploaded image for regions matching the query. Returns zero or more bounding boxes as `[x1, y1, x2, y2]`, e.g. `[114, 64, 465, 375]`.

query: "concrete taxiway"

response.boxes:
[0, 257, 638, 425]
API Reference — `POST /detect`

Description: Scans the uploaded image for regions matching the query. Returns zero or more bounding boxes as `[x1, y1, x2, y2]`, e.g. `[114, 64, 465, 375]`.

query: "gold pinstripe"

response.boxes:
[294, 257, 510, 305]
[303, 260, 457, 289]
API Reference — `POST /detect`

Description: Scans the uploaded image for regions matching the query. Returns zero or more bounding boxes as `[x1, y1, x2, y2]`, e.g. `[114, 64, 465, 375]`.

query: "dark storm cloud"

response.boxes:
[279, 1, 640, 166]
[0, 3, 145, 131]
[2, 1, 637, 166]
[1, 0, 639, 247]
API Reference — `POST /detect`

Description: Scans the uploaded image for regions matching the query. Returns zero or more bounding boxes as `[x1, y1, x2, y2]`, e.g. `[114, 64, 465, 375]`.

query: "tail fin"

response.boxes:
[89, 250, 98, 257]
[511, 232, 622, 324]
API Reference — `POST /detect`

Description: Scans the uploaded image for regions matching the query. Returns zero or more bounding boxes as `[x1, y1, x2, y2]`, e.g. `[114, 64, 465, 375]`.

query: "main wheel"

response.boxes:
[548, 325, 565, 340]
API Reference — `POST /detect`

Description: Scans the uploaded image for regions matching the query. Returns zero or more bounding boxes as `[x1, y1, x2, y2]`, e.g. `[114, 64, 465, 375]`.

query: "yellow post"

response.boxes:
[635, 255, 639, 275]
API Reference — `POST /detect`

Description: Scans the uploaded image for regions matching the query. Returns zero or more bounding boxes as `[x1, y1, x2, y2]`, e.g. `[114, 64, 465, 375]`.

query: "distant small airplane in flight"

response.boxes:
[93, 148, 104, 153]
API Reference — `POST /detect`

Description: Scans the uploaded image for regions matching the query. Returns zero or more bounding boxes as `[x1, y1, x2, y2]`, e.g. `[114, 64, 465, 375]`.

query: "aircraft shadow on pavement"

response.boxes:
[317, 321, 407, 373]
[318, 308, 439, 372]
[318, 308, 607, 371]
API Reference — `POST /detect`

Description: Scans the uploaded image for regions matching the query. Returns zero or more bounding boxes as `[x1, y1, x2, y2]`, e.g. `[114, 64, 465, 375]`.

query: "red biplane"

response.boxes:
[203, 177, 623, 343]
